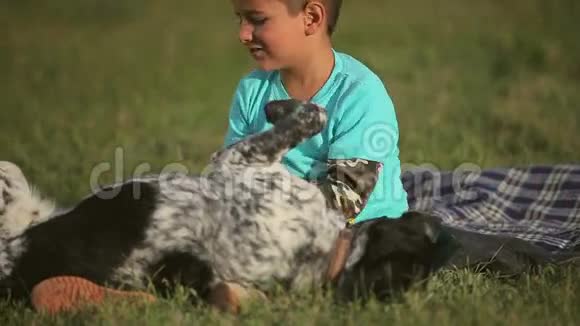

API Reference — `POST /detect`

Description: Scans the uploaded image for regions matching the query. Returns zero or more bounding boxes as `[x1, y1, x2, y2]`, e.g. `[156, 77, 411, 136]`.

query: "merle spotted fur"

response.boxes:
[0, 100, 565, 307]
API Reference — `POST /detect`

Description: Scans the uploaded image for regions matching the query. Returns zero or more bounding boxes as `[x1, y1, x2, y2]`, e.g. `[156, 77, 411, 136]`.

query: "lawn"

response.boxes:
[1, 0, 579, 324]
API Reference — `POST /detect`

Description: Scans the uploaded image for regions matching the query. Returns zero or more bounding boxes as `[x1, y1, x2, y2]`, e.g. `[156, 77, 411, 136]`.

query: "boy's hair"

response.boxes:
[284, 0, 343, 36]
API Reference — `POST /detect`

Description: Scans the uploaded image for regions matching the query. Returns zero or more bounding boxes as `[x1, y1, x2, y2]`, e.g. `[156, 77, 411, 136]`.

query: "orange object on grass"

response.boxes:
[30, 276, 156, 314]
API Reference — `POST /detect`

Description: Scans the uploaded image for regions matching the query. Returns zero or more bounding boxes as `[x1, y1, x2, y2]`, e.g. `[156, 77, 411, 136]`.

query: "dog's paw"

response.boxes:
[0, 161, 54, 238]
[264, 99, 303, 124]
[295, 103, 327, 135]
[0, 161, 30, 214]
[208, 282, 268, 314]
[264, 100, 327, 134]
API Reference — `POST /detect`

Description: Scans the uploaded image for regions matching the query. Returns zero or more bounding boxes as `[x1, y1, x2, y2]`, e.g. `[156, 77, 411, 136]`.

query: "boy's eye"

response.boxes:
[234, 12, 268, 27]
[247, 16, 268, 26]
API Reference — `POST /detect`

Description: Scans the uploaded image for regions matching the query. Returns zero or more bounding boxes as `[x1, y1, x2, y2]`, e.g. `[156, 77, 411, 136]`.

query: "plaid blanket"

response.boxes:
[402, 165, 580, 253]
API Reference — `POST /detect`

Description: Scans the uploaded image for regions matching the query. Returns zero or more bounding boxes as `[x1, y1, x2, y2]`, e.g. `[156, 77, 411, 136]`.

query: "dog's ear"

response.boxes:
[401, 211, 442, 243]
[422, 218, 441, 243]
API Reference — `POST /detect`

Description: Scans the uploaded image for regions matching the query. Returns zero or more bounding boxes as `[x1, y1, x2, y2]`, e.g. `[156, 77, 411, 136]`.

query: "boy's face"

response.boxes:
[232, 0, 306, 71]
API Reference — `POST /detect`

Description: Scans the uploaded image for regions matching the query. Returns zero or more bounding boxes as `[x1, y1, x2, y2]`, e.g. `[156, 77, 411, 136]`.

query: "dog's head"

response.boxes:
[336, 211, 442, 302]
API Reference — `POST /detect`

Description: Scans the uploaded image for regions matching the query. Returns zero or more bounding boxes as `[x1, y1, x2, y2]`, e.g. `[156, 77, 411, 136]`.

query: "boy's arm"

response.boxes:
[320, 158, 381, 220]
[319, 78, 401, 221]
[223, 81, 252, 147]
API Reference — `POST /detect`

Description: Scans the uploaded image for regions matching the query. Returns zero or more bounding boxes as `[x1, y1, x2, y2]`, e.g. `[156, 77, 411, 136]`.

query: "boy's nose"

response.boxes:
[238, 22, 253, 44]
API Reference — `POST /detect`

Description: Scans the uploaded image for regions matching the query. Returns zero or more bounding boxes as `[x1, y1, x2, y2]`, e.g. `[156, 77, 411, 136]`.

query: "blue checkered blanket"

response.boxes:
[402, 165, 580, 253]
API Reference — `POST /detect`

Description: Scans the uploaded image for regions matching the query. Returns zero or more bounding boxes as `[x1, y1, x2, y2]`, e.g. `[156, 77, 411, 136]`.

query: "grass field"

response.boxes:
[1, 0, 579, 324]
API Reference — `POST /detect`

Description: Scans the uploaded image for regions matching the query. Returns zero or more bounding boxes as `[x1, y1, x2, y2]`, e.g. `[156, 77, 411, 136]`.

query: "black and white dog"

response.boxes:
[0, 100, 565, 308]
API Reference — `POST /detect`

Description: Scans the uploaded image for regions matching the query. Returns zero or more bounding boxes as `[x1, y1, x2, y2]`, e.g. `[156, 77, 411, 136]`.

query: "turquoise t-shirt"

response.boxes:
[223, 49, 408, 222]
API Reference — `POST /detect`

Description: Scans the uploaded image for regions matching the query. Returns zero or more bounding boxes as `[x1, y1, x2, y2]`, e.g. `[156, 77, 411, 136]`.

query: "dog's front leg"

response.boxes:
[214, 100, 327, 166]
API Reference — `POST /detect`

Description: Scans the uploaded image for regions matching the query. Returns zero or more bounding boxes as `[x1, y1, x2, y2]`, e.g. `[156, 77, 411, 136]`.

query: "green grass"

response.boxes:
[0, 268, 579, 325]
[1, 0, 579, 324]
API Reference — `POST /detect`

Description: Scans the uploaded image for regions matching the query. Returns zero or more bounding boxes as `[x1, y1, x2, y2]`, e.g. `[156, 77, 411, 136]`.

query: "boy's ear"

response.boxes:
[303, 1, 325, 36]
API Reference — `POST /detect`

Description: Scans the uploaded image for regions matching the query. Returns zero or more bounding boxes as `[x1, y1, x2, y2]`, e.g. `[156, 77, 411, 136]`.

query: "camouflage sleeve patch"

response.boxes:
[320, 158, 381, 220]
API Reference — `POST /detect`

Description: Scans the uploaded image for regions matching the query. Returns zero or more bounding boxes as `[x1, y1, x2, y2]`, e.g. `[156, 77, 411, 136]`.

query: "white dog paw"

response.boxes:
[0, 161, 29, 212]
[0, 161, 54, 238]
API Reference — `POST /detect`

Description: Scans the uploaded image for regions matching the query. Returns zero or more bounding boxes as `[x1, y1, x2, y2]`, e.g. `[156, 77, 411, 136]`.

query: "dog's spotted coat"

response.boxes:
[0, 101, 351, 301]
[0, 99, 564, 305]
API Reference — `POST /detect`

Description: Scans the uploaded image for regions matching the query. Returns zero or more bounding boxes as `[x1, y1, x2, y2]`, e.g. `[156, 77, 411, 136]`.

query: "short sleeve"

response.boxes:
[223, 80, 251, 148]
[328, 78, 401, 163]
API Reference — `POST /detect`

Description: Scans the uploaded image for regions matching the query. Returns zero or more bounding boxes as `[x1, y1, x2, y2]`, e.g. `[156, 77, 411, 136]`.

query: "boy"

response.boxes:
[226, 0, 408, 224]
